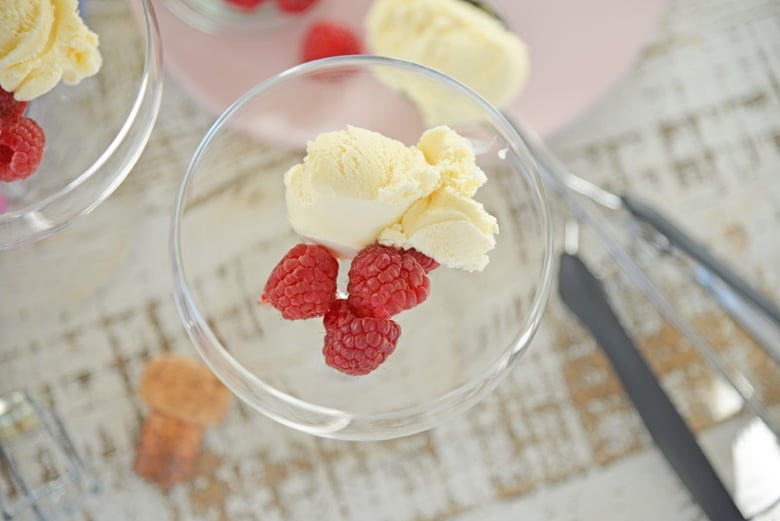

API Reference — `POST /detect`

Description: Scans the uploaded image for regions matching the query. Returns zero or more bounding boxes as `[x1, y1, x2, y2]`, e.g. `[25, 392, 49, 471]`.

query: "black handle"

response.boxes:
[621, 195, 780, 329]
[558, 252, 746, 521]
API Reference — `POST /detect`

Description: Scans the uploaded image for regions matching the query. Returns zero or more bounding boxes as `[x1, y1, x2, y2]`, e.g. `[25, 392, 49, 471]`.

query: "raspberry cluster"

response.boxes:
[0, 88, 45, 183]
[261, 243, 437, 376]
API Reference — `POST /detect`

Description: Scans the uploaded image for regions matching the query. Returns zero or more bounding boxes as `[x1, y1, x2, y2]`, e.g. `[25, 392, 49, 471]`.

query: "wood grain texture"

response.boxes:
[2, 0, 780, 519]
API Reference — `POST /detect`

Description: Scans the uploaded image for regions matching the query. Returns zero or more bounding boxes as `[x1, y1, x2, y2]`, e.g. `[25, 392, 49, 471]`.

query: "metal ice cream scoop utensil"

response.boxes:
[505, 112, 780, 438]
[506, 109, 780, 521]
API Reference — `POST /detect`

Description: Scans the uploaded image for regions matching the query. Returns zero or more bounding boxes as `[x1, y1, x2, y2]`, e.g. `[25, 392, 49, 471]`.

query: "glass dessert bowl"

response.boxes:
[0, 0, 164, 250]
[171, 56, 554, 440]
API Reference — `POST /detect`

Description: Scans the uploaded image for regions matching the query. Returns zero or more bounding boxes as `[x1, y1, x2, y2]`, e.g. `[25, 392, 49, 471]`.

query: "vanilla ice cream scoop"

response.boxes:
[0, 0, 102, 101]
[285, 126, 440, 258]
[366, 0, 529, 126]
[285, 125, 499, 271]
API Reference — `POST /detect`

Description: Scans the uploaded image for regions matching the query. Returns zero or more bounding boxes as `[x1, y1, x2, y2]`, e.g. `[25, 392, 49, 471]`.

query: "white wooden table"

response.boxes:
[2, 0, 780, 519]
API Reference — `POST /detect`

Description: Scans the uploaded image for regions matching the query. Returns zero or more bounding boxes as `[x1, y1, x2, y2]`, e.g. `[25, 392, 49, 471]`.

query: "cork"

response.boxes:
[134, 354, 231, 488]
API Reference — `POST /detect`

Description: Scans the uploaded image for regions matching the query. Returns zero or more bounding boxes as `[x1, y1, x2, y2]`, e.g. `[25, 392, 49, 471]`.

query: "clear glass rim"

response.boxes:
[170, 55, 555, 440]
[0, 0, 165, 246]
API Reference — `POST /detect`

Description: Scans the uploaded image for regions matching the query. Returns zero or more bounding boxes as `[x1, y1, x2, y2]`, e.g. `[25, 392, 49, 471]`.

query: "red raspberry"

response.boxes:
[405, 248, 439, 272]
[347, 244, 430, 319]
[0, 118, 45, 183]
[261, 243, 339, 320]
[322, 299, 401, 376]
[0, 89, 27, 122]
[301, 21, 362, 63]
[275, 0, 318, 13]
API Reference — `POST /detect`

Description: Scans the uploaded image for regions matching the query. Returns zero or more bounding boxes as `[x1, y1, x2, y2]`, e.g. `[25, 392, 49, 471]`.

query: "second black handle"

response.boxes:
[558, 252, 745, 521]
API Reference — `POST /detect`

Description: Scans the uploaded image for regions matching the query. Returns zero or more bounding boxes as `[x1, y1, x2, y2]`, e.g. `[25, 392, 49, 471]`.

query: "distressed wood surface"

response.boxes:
[2, 0, 780, 519]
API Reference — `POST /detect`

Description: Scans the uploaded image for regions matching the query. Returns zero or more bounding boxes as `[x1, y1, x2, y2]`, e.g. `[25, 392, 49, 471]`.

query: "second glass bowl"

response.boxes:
[0, 0, 164, 249]
[171, 56, 554, 440]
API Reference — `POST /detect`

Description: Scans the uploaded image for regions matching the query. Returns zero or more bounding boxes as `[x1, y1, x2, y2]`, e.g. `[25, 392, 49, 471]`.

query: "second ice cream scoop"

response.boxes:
[366, 0, 529, 126]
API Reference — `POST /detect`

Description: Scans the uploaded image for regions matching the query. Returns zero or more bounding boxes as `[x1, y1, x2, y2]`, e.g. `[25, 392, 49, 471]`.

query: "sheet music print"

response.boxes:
[2, 0, 779, 519]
